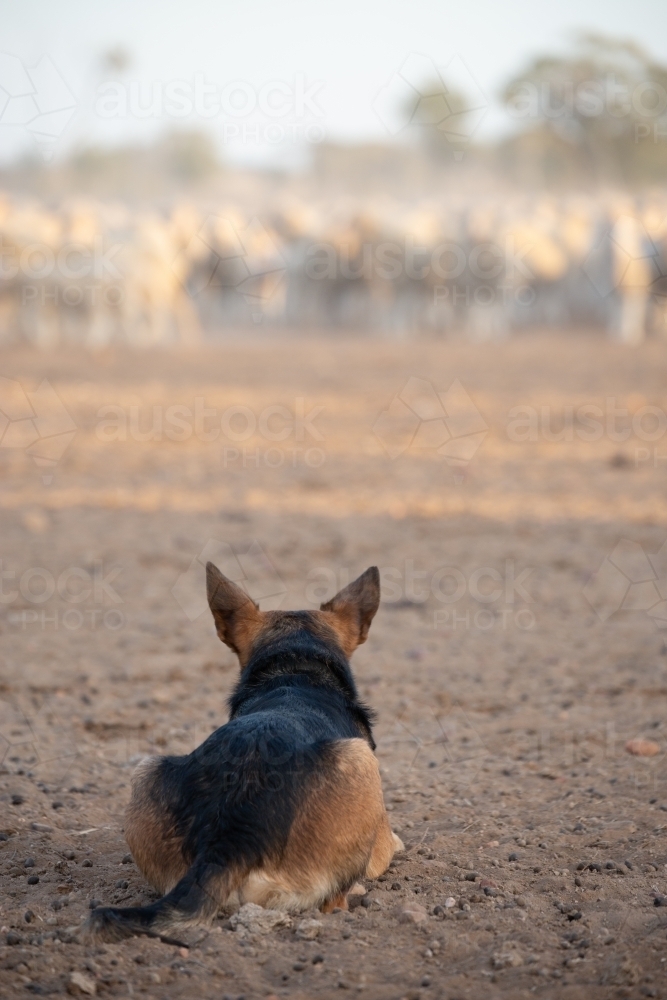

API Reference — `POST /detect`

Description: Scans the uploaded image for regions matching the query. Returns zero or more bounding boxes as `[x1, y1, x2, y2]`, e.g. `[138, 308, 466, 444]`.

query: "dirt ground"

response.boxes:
[2, 333, 667, 1000]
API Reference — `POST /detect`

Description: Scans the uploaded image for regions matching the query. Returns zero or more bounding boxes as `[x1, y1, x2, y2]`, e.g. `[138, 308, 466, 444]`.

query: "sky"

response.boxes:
[1, 0, 666, 168]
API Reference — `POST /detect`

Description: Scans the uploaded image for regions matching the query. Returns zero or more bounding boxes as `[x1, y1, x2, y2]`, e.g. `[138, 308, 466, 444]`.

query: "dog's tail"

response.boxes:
[84, 858, 241, 944]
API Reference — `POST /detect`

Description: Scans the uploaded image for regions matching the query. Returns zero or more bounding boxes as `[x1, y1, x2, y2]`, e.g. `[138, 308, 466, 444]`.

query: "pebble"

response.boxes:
[67, 971, 97, 996]
[27, 875, 39, 885]
[399, 904, 428, 924]
[121, 853, 134, 864]
[625, 738, 660, 756]
[508, 852, 519, 861]
[115, 879, 129, 889]
[24, 858, 35, 868]
[11, 794, 25, 805]
[444, 897, 456, 908]
[82, 859, 93, 867]
[6, 931, 21, 945]
[295, 918, 322, 940]
[229, 903, 291, 935]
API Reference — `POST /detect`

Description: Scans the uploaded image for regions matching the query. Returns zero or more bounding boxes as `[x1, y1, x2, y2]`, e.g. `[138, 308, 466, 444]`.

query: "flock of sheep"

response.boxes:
[1, 189, 666, 347]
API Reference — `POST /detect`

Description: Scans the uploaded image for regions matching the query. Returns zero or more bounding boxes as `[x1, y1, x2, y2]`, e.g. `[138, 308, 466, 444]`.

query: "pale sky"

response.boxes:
[1, 0, 666, 168]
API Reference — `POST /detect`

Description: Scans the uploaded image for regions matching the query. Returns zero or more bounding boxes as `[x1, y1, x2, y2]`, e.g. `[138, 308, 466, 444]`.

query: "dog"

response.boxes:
[85, 562, 402, 942]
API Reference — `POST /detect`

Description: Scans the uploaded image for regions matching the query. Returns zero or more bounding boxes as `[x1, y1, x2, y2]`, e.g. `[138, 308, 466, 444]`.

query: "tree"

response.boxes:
[501, 33, 667, 186]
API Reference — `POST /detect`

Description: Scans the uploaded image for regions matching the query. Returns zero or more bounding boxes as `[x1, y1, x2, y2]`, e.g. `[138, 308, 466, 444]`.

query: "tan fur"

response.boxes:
[232, 738, 398, 912]
[124, 756, 188, 895]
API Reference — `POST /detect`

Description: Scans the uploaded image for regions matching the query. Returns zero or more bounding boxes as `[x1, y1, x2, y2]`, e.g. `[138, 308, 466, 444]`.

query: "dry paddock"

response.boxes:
[1, 332, 667, 1000]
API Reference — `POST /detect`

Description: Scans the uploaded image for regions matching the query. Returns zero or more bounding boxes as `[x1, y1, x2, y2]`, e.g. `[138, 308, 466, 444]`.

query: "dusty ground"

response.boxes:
[2, 333, 667, 999]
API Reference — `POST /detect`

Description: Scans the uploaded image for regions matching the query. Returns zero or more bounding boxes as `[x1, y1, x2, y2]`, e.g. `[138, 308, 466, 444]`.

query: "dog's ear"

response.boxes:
[206, 562, 263, 665]
[320, 566, 380, 655]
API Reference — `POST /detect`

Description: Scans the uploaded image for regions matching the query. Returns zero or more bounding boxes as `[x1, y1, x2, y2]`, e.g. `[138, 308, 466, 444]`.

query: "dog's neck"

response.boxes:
[226, 629, 375, 744]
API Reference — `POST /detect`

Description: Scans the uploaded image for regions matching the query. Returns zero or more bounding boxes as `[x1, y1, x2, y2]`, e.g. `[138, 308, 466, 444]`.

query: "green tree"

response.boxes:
[501, 33, 667, 186]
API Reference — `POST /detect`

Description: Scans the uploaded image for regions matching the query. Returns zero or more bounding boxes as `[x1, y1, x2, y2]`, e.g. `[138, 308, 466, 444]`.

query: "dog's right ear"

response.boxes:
[206, 562, 263, 665]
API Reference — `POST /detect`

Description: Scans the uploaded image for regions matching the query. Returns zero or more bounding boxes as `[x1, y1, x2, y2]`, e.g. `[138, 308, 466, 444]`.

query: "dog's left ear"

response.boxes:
[320, 566, 380, 655]
[206, 561, 263, 666]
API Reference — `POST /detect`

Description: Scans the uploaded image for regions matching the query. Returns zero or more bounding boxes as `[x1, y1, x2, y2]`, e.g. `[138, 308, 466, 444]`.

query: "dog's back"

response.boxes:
[86, 565, 401, 943]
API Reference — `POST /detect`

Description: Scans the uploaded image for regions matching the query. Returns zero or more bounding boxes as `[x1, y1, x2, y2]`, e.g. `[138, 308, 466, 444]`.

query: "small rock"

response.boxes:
[11, 794, 25, 805]
[653, 895, 667, 907]
[493, 949, 523, 968]
[24, 911, 34, 923]
[67, 971, 96, 996]
[114, 880, 129, 889]
[6, 931, 21, 945]
[444, 897, 456, 908]
[625, 738, 660, 757]
[229, 903, 291, 935]
[24, 858, 35, 868]
[30, 822, 53, 833]
[464, 872, 478, 881]
[27, 875, 39, 885]
[121, 854, 133, 864]
[295, 918, 321, 940]
[82, 859, 93, 867]
[508, 852, 519, 862]
[399, 904, 428, 924]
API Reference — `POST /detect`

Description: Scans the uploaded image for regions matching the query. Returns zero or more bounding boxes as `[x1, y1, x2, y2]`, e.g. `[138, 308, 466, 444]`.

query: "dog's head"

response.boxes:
[206, 562, 380, 667]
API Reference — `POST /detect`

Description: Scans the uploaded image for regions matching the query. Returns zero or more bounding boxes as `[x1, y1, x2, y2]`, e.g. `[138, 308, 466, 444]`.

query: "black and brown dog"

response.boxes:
[86, 562, 402, 942]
